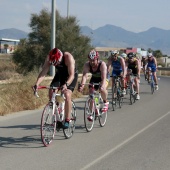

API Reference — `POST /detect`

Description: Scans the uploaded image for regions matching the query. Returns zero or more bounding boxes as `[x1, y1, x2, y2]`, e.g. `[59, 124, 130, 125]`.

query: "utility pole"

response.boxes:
[67, 0, 70, 20]
[50, 0, 56, 76]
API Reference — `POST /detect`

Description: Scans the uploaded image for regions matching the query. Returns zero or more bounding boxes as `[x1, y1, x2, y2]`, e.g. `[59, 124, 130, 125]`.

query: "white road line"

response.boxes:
[81, 111, 170, 170]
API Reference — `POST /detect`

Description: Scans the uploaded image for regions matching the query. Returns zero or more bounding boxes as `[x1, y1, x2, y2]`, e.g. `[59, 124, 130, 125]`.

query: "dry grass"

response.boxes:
[0, 70, 88, 116]
[0, 55, 21, 80]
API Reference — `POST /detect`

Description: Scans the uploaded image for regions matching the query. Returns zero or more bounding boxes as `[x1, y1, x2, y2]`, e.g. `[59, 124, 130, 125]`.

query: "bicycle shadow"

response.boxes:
[0, 124, 43, 148]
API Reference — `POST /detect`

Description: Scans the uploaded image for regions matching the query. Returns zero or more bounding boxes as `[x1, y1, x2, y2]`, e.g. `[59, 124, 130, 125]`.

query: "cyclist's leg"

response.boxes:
[132, 68, 140, 100]
[100, 81, 109, 112]
[62, 72, 78, 129]
[144, 64, 147, 80]
[152, 67, 159, 90]
[147, 66, 151, 83]
[112, 70, 119, 97]
[119, 71, 126, 95]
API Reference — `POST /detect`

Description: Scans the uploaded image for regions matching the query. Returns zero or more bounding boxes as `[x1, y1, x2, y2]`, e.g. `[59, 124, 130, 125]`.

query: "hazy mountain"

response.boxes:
[80, 24, 170, 55]
[0, 26, 170, 54]
[0, 28, 28, 39]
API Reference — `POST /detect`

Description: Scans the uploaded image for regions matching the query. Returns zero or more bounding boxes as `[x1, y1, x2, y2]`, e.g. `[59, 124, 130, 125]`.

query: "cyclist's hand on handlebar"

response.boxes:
[32, 85, 37, 93]
[78, 83, 84, 92]
[32, 85, 39, 97]
[61, 84, 67, 92]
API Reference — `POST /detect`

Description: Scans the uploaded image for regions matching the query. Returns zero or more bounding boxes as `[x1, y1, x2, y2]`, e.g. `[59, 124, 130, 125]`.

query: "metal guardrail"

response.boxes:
[158, 67, 170, 71]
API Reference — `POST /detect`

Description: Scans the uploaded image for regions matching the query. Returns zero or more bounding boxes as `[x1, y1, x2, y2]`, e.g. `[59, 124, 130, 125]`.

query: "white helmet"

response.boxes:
[121, 53, 127, 59]
[110, 50, 119, 55]
[148, 53, 153, 58]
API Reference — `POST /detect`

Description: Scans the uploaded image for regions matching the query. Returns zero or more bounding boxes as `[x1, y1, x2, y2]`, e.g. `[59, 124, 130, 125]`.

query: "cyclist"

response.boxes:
[126, 52, 141, 100]
[32, 48, 78, 129]
[107, 50, 126, 95]
[146, 53, 159, 90]
[78, 50, 109, 117]
[141, 55, 148, 80]
[134, 53, 142, 83]
[121, 53, 128, 90]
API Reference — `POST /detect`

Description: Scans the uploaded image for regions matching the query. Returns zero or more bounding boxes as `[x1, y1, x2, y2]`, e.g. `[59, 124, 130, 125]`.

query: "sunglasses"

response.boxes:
[111, 54, 117, 57]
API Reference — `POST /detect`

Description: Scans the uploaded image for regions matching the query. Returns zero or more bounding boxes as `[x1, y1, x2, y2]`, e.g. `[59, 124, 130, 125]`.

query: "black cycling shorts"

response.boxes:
[50, 70, 78, 92]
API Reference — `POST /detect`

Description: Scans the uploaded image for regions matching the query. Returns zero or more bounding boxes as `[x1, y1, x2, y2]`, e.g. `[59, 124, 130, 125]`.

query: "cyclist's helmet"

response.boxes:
[127, 52, 135, 59]
[121, 53, 127, 59]
[110, 50, 119, 55]
[148, 53, 153, 58]
[49, 48, 63, 66]
[88, 50, 99, 60]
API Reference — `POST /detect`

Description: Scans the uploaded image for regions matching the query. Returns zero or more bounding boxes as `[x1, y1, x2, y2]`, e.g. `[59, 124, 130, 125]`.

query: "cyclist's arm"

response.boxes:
[35, 56, 51, 86]
[136, 60, 140, 77]
[153, 57, 158, 69]
[120, 57, 126, 77]
[107, 57, 112, 74]
[100, 61, 107, 89]
[80, 62, 89, 85]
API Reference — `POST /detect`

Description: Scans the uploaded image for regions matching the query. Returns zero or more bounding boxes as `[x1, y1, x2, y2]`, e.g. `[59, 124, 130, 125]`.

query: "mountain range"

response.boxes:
[0, 25, 170, 55]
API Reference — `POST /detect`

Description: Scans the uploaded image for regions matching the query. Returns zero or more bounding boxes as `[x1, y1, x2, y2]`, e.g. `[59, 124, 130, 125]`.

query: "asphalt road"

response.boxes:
[0, 76, 170, 170]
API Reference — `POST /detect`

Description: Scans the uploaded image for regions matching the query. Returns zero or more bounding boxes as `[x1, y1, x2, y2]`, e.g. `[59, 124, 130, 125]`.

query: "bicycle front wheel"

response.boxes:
[41, 104, 56, 147]
[98, 98, 107, 127]
[129, 89, 135, 105]
[84, 97, 95, 132]
[117, 88, 123, 108]
[112, 85, 117, 111]
[63, 101, 77, 139]
[151, 81, 155, 94]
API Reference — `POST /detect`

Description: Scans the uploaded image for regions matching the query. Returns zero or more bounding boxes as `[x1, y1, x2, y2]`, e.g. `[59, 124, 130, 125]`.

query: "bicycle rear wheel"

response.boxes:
[84, 97, 95, 132]
[63, 101, 77, 139]
[41, 104, 56, 147]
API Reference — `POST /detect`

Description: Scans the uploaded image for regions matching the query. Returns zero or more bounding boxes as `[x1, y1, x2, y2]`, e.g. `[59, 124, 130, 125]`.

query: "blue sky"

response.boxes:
[0, 0, 170, 33]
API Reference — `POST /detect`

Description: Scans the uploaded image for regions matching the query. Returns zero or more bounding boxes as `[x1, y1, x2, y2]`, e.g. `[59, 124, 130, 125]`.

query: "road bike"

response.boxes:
[148, 67, 156, 94]
[126, 70, 136, 105]
[82, 83, 107, 132]
[35, 86, 76, 147]
[111, 76, 123, 111]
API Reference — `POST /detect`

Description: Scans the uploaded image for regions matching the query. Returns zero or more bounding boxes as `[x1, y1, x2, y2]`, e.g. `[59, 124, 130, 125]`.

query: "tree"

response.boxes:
[153, 50, 163, 58]
[4, 44, 9, 53]
[13, 9, 92, 74]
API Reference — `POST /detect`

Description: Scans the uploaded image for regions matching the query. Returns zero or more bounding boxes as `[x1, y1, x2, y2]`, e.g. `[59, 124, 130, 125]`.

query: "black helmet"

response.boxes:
[127, 52, 134, 59]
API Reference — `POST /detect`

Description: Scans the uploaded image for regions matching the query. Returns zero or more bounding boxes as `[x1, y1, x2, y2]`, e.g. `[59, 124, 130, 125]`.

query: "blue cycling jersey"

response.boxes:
[112, 56, 122, 71]
[147, 58, 156, 72]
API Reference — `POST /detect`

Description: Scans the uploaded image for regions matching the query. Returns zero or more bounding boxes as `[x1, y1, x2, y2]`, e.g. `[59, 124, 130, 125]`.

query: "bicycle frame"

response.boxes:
[111, 75, 123, 111]
[36, 86, 64, 120]
[85, 83, 102, 115]
[82, 83, 107, 132]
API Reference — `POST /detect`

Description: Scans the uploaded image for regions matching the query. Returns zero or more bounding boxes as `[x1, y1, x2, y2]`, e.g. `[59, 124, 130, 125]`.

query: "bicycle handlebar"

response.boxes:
[79, 82, 101, 87]
[33, 86, 64, 98]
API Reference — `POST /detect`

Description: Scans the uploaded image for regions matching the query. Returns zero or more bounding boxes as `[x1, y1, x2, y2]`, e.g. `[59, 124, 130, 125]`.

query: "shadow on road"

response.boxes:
[0, 124, 43, 148]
